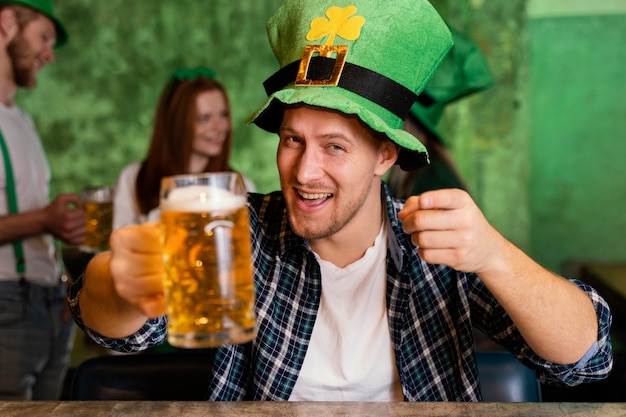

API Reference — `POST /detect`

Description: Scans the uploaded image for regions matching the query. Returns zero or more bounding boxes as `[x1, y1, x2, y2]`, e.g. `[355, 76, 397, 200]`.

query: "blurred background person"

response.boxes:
[387, 28, 493, 199]
[0, 0, 86, 400]
[113, 66, 256, 230]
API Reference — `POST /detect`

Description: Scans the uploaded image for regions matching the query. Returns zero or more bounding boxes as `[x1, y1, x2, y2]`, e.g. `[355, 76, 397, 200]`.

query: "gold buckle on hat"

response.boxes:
[295, 44, 348, 86]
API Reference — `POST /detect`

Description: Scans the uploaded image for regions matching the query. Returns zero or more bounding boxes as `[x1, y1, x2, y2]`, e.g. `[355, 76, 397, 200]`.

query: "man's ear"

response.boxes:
[0, 8, 19, 44]
[375, 140, 400, 176]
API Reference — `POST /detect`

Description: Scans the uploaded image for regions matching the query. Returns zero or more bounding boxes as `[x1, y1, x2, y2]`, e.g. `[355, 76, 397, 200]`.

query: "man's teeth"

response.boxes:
[299, 192, 331, 200]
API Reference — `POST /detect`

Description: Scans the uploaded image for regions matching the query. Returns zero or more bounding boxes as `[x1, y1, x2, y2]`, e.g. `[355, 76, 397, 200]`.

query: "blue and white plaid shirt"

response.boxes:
[68, 183, 613, 401]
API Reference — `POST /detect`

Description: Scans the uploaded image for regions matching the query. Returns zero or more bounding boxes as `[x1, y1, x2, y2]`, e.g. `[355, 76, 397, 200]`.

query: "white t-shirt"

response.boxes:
[112, 162, 153, 229]
[0, 104, 59, 285]
[289, 221, 404, 401]
[113, 161, 257, 230]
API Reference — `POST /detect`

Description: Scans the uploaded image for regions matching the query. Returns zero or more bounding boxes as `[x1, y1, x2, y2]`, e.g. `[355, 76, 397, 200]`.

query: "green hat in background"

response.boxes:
[410, 28, 493, 145]
[0, 0, 68, 47]
[248, 0, 453, 170]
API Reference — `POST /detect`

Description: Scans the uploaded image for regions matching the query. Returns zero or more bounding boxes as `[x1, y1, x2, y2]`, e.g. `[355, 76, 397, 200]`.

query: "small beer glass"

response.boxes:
[160, 172, 257, 348]
[80, 186, 113, 253]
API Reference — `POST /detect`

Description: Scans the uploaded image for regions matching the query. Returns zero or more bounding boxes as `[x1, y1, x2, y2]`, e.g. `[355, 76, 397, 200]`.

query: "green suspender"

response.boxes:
[0, 130, 25, 276]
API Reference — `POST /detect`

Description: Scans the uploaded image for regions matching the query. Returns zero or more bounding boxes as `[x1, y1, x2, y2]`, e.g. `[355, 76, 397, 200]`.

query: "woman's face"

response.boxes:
[192, 89, 230, 158]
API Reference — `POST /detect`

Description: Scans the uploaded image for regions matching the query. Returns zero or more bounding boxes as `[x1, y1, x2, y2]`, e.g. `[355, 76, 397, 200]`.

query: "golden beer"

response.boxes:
[80, 186, 113, 252]
[83, 201, 113, 250]
[160, 175, 256, 348]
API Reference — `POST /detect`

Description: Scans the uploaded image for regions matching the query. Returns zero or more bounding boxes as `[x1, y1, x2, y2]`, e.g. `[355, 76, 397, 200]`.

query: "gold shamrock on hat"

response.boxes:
[306, 6, 366, 45]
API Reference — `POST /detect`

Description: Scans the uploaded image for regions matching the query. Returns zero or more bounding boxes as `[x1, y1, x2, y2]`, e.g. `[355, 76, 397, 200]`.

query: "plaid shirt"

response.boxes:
[68, 183, 613, 401]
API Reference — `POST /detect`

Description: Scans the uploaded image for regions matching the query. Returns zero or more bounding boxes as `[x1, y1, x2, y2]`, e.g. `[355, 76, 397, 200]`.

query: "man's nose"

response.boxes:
[208, 117, 228, 131]
[41, 47, 55, 65]
[294, 148, 324, 184]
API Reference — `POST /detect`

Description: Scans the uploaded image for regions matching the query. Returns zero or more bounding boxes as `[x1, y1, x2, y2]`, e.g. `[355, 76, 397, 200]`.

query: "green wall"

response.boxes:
[15, 1, 626, 274]
[528, 11, 626, 271]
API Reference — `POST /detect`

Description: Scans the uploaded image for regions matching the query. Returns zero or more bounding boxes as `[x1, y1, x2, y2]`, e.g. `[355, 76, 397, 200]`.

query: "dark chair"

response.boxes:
[69, 352, 215, 401]
[475, 350, 542, 402]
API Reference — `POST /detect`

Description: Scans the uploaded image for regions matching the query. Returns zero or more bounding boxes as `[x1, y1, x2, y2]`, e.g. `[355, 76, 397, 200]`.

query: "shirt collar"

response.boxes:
[381, 181, 410, 273]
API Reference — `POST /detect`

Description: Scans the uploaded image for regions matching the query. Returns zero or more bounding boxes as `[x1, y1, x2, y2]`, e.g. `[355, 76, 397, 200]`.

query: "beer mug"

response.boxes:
[160, 172, 256, 348]
[80, 186, 113, 253]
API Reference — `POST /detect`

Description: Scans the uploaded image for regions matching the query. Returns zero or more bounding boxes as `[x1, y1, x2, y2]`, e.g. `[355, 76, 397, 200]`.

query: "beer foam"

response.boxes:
[161, 185, 245, 212]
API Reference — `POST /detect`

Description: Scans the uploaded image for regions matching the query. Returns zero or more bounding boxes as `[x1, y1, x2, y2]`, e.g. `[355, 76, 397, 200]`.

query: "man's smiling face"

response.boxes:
[8, 12, 56, 88]
[277, 105, 398, 242]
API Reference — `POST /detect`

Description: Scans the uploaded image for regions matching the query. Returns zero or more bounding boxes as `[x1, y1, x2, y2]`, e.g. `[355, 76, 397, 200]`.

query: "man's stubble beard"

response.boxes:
[7, 34, 37, 88]
[285, 175, 374, 241]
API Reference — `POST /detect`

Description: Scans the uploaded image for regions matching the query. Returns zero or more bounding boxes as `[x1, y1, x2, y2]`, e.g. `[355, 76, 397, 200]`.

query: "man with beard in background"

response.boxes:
[0, 0, 86, 400]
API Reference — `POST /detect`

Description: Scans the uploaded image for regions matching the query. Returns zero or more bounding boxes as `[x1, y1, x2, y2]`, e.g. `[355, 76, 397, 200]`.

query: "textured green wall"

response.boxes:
[528, 13, 626, 271]
[17, 0, 283, 195]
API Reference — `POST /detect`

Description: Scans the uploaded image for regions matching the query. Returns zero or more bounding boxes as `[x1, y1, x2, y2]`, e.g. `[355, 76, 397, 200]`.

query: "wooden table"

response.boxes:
[1, 401, 625, 417]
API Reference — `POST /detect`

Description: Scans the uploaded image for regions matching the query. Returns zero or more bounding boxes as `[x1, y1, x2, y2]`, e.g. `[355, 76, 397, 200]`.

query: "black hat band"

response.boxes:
[264, 55, 434, 120]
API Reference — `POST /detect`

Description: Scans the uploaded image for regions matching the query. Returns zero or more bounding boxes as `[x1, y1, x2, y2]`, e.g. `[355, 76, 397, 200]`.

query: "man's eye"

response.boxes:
[42, 32, 55, 44]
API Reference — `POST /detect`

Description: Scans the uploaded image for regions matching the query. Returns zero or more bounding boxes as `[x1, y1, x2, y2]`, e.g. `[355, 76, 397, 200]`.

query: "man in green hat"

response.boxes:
[0, 0, 85, 400]
[69, 0, 611, 401]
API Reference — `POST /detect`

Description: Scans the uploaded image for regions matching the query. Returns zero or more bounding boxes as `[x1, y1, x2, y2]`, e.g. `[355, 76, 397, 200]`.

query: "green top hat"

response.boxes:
[0, 0, 68, 47]
[248, 0, 453, 170]
[410, 28, 493, 145]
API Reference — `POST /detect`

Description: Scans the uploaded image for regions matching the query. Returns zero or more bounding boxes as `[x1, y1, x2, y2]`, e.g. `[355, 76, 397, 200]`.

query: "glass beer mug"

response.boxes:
[159, 172, 257, 348]
[80, 186, 113, 253]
